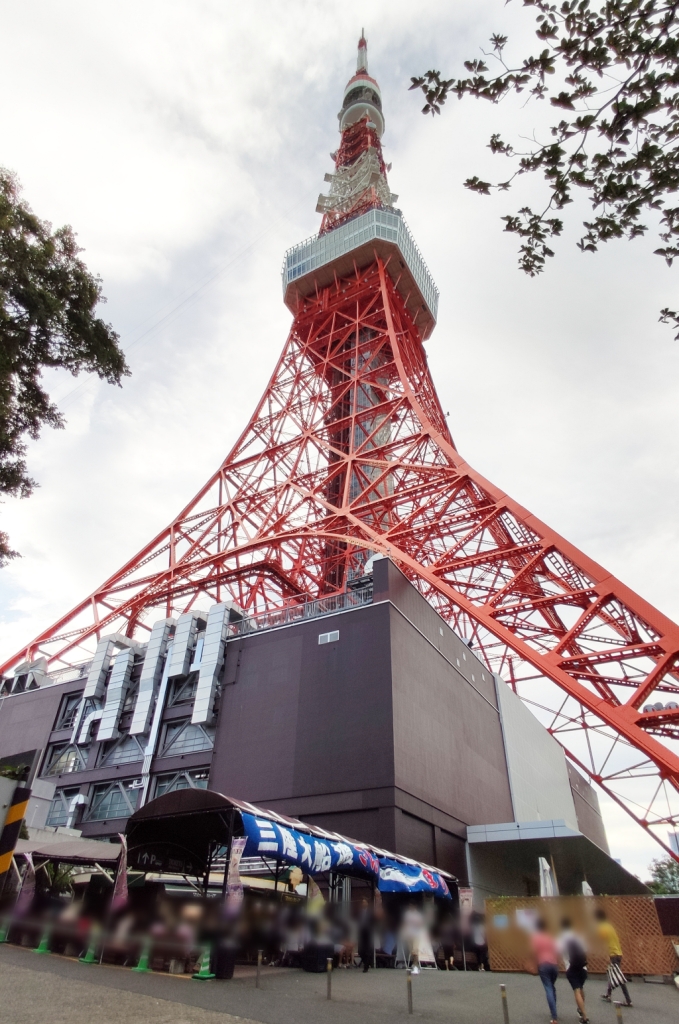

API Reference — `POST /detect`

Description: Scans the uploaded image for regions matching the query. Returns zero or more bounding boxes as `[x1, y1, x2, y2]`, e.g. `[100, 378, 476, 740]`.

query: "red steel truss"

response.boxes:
[4, 256, 679, 859]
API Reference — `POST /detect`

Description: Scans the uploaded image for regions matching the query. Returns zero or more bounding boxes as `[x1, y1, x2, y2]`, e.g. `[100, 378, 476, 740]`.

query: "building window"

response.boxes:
[318, 630, 339, 644]
[159, 720, 214, 757]
[87, 780, 141, 821]
[55, 693, 82, 731]
[154, 769, 209, 798]
[98, 734, 145, 767]
[168, 675, 198, 706]
[122, 679, 140, 712]
[46, 786, 80, 827]
[43, 743, 88, 776]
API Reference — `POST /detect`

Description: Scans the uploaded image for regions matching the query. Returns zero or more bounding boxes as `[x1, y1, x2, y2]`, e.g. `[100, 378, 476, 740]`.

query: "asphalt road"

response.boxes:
[1, 944, 677, 1024]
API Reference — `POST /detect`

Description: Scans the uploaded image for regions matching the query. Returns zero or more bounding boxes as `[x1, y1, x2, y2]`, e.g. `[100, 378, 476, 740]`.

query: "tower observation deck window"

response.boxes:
[282, 208, 439, 324]
[343, 86, 382, 110]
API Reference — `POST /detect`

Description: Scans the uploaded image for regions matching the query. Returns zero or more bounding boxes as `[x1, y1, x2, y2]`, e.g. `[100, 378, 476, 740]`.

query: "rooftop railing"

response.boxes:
[282, 208, 439, 321]
[231, 585, 373, 636]
[23, 586, 375, 692]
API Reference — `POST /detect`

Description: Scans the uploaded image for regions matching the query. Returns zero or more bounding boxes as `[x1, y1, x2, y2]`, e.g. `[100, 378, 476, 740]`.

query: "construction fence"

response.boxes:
[486, 895, 679, 976]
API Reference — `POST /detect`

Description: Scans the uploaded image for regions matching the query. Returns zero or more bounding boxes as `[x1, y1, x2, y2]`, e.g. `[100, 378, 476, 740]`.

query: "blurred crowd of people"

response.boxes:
[3, 859, 489, 976]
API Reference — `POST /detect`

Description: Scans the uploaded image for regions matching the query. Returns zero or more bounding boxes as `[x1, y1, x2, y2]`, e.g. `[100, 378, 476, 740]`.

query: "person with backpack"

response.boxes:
[559, 917, 589, 1023]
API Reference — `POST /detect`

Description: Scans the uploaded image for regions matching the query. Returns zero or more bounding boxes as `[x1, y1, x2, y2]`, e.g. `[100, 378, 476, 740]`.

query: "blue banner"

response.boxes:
[378, 857, 451, 897]
[241, 812, 379, 879]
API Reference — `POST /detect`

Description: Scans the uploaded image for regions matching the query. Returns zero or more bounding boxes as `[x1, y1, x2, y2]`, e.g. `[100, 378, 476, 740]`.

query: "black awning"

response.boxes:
[126, 789, 234, 876]
[126, 788, 456, 896]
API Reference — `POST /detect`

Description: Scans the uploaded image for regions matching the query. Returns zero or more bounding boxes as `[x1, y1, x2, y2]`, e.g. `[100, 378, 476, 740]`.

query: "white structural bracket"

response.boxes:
[77, 707, 103, 745]
[129, 618, 174, 736]
[97, 645, 138, 742]
[166, 612, 205, 679]
[191, 602, 234, 725]
[71, 633, 139, 744]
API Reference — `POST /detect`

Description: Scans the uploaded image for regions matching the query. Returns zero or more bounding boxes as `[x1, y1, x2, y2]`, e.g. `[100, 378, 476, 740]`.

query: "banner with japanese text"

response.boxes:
[240, 813, 379, 879]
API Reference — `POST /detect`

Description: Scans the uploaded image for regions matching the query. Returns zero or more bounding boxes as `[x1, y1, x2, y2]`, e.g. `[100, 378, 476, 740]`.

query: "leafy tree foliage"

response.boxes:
[37, 860, 75, 897]
[645, 854, 679, 892]
[0, 169, 128, 564]
[0, 763, 29, 780]
[410, 1, 679, 333]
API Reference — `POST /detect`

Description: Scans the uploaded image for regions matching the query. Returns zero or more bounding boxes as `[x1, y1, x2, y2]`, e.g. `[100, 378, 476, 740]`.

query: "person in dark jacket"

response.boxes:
[357, 898, 374, 973]
[559, 917, 589, 1023]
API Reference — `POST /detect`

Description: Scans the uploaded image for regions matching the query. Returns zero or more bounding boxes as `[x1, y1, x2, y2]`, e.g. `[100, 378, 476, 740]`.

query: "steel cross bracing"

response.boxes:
[4, 255, 679, 860]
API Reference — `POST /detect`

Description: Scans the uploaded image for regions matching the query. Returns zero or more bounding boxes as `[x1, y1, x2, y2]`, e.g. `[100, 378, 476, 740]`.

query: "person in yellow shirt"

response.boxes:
[594, 908, 632, 1007]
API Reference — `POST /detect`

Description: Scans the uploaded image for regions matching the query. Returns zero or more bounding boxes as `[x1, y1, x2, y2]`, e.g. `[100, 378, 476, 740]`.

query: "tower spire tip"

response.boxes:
[357, 29, 368, 73]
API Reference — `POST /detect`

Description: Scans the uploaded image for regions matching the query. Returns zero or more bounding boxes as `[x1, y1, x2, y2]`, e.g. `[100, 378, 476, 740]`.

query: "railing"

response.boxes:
[232, 586, 373, 636]
[282, 208, 439, 321]
[30, 588, 374, 691]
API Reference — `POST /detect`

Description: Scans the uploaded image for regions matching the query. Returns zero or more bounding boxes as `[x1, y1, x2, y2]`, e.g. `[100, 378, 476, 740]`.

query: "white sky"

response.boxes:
[1, 0, 677, 880]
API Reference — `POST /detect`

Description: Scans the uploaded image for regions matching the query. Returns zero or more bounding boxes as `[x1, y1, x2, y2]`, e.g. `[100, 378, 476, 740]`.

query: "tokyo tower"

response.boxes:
[3, 34, 679, 860]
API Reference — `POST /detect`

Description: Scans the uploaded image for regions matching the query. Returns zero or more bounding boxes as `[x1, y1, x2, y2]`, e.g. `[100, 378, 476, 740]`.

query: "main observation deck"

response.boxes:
[282, 208, 439, 340]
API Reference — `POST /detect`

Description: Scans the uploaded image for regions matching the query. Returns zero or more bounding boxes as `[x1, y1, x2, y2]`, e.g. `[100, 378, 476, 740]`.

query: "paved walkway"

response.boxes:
[1, 944, 677, 1024]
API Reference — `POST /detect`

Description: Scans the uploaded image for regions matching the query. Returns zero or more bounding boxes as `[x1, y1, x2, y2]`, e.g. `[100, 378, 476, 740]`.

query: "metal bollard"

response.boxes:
[406, 967, 413, 1014]
[326, 957, 332, 1000]
[614, 1002, 624, 1024]
[500, 983, 510, 1024]
[256, 948, 262, 988]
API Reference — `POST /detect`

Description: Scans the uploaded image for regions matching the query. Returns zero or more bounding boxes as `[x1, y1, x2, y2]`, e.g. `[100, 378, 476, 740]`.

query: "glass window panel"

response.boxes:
[161, 721, 214, 757]
[99, 735, 144, 766]
[44, 744, 87, 776]
[46, 787, 79, 827]
[56, 694, 82, 730]
[88, 781, 140, 821]
[168, 676, 198, 706]
[154, 769, 209, 798]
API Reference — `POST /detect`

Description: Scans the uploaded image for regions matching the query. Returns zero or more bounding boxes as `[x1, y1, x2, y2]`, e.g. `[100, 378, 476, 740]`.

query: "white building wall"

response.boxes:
[494, 675, 578, 830]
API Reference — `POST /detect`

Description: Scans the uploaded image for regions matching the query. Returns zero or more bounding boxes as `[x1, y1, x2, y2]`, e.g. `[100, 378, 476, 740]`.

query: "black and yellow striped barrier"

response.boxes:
[0, 785, 30, 894]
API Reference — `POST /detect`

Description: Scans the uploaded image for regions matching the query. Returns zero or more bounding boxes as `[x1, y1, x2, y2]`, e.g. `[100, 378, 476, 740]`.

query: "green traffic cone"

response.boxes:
[79, 931, 98, 964]
[191, 944, 215, 981]
[0, 918, 10, 944]
[132, 938, 152, 973]
[34, 926, 51, 954]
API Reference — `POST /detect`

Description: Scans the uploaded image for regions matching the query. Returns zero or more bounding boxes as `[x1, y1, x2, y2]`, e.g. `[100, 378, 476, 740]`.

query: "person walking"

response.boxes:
[357, 898, 374, 973]
[530, 918, 559, 1024]
[559, 917, 589, 1023]
[594, 908, 632, 1007]
[471, 912, 490, 971]
[400, 902, 424, 974]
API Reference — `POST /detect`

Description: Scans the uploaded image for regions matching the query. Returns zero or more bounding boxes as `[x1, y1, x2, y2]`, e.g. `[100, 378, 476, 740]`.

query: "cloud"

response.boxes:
[0, 0, 676, 878]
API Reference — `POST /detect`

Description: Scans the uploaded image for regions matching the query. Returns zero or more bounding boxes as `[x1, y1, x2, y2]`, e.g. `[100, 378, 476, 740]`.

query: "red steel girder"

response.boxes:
[3, 255, 679, 860]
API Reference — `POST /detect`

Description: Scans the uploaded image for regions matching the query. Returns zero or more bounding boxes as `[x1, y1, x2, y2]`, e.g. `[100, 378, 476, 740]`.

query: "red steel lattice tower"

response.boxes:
[4, 35, 679, 859]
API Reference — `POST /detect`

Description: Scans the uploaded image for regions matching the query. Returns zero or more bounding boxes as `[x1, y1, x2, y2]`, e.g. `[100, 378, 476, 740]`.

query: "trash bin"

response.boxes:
[213, 940, 238, 980]
[301, 942, 334, 973]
